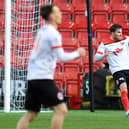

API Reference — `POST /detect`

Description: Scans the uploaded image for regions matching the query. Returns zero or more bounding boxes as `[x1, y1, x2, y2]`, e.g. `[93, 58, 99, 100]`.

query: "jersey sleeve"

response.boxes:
[126, 36, 129, 45]
[53, 48, 80, 62]
[94, 42, 106, 62]
[49, 31, 62, 49]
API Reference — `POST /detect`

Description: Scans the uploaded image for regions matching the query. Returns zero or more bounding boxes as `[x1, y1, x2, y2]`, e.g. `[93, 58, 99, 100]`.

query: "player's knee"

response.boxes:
[120, 82, 127, 91]
[61, 107, 67, 116]
[26, 112, 39, 122]
[55, 104, 68, 116]
[58, 109, 67, 117]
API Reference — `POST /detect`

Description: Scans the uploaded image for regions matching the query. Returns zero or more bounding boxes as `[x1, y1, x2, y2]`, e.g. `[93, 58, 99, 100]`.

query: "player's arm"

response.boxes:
[94, 42, 107, 62]
[50, 31, 85, 62]
[126, 36, 129, 45]
[53, 47, 85, 62]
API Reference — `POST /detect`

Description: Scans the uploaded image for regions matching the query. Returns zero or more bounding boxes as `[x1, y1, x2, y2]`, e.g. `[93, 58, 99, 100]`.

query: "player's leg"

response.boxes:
[16, 111, 39, 129]
[51, 103, 67, 129]
[113, 71, 129, 117]
[16, 80, 41, 129]
[119, 82, 129, 114]
[41, 80, 67, 129]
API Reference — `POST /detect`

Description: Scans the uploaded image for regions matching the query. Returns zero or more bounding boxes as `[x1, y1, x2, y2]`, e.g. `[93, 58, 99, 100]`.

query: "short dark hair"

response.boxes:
[110, 24, 122, 33]
[40, 4, 55, 21]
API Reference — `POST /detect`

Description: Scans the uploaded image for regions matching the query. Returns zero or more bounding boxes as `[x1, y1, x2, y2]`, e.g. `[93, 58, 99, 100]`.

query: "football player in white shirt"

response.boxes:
[95, 24, 129, 117]
[16, 4, 86, 129]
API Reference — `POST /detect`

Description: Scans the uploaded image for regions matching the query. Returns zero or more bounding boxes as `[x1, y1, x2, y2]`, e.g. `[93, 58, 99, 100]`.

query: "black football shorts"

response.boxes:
[25, 79, 65, 112]
[113, 70, 129, 88]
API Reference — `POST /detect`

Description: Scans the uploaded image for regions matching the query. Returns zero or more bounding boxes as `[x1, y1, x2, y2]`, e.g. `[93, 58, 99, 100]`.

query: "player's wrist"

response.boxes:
[74, 51, 80, 57]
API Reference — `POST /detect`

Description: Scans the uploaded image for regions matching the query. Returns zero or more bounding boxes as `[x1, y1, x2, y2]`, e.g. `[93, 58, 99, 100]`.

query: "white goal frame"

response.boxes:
[4, 0, 52, 112]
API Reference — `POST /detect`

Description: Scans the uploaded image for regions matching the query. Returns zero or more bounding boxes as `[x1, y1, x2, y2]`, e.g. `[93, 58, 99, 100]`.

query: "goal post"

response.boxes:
[2, 0, 51, 112]
[4, 0, 11, 112]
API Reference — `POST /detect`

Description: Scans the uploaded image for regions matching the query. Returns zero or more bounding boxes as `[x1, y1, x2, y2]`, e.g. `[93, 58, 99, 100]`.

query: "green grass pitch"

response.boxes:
[0, 110, 129, 129]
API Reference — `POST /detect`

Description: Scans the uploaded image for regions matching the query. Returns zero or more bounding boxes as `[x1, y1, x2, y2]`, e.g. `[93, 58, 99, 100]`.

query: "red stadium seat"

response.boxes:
[63, 58, 82, 69]
[79, 39, 97, 48]
[76, 31, 97, 46]
[53, 0, 66, 3]
[83, 46, 96, 58]
[62, 38, 79, 49]
[54, 2, 74, 14]
[62, 59, 82, 81]
[62, 13, 71, 22]
[93, 13, 109, 23]
[0, 0, 5, 12]
[82, 52, 89, 64]
[81, 47, 98, 66]
[59, 13, 76, 31]
[74, 13, 87, 30]
[0, 13, 5, 30]
[64, 71, 79, 81]
[0, 54, 4, 68]
[76, 31, 88, 46]
[65, 81, 80, 97]
[68, 97, 81, 109]
[110, 0, 128, 13]
[58, 21, 76, 30]
[0, 37, 4, 50]
[0, 31, 5, 42]
[60, 31, 73, 39]
[111, 13, 129, 31]
[93, 13, 111, 30]
[54, 72, 65, 81]
[95, 30, 110, 41]
[54, 72, 65, 91]
[92, 0, 111, 14]
[111, 13, 128, 23]
[123, 31, 129, 36]
[55, 62, 62, 72]
[92, 38, 99, 46]
[55, 81, 64, 91]
[63, 65, 80, 73]
[76, 31, 88, 41]
[72, 0, 86, 13]
[71, 0, 85, 5]
[79, 40, 89, 48]
[120, 22, 129, 31]
[63, 62, 81, 73]
[58, 13, 75, 30]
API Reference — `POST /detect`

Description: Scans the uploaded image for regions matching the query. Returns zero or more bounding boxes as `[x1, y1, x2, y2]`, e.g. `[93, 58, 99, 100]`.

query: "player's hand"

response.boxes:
[105, 51, 112, 57]
[77, 48, 86, 57]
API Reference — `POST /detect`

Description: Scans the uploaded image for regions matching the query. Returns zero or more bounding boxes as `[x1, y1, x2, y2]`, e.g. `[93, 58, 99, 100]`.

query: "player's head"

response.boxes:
[110, 24, 122, 41]
[40, 4, 62, 25]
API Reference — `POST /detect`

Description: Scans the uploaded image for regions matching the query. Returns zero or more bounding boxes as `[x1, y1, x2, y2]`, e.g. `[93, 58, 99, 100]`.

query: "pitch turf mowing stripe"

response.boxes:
[0, 110, 129, 129]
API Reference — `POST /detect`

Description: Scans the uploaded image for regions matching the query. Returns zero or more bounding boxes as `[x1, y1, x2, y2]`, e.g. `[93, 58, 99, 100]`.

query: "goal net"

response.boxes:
[0, 0, 51, 111]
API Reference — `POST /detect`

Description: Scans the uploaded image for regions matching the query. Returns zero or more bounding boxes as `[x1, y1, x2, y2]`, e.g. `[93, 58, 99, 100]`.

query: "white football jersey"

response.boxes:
[95, 36, 129, 74]
[27, 24, 79, 80]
